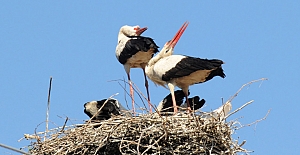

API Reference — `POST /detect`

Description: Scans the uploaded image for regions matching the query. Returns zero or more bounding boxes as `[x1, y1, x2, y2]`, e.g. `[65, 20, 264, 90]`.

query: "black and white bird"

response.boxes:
[157, 90, 205, 115]
[146, 22, 225, 114]
[157, 90, 186, 114]
[84, 98, 131, 121]
[116, 25, 159, 114]
[182, 96, 206, 111]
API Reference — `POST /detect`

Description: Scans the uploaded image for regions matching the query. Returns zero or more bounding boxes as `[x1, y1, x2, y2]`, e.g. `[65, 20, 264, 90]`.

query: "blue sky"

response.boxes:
[0, 1, 299, 154]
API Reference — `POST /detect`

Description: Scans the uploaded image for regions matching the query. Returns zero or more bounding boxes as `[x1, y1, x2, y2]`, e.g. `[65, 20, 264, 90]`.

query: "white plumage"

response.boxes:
[146, 22, 225, 114]
[200, 101, 232, 121]
[115, 25, 159, 114]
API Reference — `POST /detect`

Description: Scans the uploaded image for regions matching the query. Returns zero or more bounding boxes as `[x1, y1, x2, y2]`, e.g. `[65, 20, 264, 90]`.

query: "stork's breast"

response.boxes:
[127, 50, 155, 68]
[174, 70, 211, 88]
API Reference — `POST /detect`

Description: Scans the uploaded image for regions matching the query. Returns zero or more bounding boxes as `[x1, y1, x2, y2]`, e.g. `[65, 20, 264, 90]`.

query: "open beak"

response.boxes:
[168, 21, 189, 48]
[136, 27, 148, 36]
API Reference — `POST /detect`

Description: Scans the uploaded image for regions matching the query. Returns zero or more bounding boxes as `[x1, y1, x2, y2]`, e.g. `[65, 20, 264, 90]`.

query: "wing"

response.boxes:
[188, 96, 205, 110]
[158, 90, 190, 114]
[162, 56, 225, 82]
[96, 99, 121, 115]
[117, 36, 159, 64]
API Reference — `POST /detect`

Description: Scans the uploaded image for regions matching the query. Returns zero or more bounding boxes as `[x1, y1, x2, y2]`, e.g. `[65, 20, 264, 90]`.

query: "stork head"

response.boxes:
[147, 22, 189, 67]
[84, 101, 99, 118]
[159, 21, 189, 56]
[119, 25, 148, 37]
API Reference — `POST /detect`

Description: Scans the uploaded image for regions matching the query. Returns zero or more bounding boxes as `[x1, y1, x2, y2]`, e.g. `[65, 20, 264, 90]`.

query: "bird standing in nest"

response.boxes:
[146, 22, 225, 114]
[116, 25, 159, 115]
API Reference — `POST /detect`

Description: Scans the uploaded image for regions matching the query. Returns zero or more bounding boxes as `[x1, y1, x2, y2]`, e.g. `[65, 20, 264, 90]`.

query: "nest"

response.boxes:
[26, 111, 249, 155]
[23, 79, 269, 155]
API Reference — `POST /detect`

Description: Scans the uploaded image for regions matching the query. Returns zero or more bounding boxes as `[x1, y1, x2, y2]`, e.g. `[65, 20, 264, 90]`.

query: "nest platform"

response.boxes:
[27, 111, 248, 155]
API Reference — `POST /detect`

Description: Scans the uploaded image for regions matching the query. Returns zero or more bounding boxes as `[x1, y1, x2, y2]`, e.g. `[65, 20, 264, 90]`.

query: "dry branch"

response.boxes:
[45, 76, 53, 141]
[236, 109, 271, 130]
[227, 78, 267, 103]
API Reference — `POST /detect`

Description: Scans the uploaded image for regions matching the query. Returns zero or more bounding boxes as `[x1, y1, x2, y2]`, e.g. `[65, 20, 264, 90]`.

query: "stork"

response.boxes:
[182, 96, 206, 111]
[84, 98, 131, 121]
[157, 90, 206, 115]
[157, 90, 186, 114]
[145, 22, 225, 114]
[116, 25, 159, 114]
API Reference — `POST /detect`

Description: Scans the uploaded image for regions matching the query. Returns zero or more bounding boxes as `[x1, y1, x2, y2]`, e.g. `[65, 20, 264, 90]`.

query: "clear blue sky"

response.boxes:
[0, 1, 299, 154]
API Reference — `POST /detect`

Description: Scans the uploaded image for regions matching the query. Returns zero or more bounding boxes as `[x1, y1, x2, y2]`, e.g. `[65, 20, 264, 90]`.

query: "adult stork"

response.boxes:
[116, 25, 159, 114]
[145, 22, 225, 114]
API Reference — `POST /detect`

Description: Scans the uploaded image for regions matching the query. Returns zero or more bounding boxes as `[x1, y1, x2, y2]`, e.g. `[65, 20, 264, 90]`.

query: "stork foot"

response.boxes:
[186, 107, 192, 113]
[172, 106, 178, 115]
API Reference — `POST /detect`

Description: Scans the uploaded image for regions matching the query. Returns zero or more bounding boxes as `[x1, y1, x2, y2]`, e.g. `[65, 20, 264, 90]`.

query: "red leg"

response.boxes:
[127, 73, 135, 116]
[183, 89, 191, 112]
[185, 94, 192, 112]
[168, 83, 178, 114]
[143, 68, 152, 113]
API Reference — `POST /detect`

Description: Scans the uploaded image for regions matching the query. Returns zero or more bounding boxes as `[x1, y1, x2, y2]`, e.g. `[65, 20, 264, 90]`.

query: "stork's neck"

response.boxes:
[148, 47, 174, 66]
[117, 32, 127, 42]
[147, 52, 164, 66]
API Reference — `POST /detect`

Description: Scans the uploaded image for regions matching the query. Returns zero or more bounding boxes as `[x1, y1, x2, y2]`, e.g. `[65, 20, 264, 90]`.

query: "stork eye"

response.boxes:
[134, 27, 139, 30]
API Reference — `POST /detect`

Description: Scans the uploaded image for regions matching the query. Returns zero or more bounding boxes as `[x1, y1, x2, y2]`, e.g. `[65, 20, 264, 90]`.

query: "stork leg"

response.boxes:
[142, 68, 152, 113]
[183, 89, 192, 112]
[167, 83, 178, 114]
[127, 73, 135, 116]
[184, 94, 192, 112]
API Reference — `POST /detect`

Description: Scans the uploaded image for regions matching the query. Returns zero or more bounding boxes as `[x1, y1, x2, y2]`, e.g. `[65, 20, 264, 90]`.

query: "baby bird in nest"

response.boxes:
[157, 90, 206, 115]
[84, 98, 131, 121]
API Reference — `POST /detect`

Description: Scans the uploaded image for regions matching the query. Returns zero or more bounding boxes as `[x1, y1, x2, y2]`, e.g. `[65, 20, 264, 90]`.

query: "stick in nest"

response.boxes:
[110, 79, 160, 115]
[236, 109, 271, 130]
[227, 78, 267, 103]
[223, 78, 268, 120]
[45, 76, 53, 141]
[109, 79, 146, 114]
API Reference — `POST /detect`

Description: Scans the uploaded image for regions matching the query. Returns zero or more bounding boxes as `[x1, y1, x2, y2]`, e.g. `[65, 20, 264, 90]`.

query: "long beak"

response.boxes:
[169, 21, 189, 48]
[136, 27, 148, 36]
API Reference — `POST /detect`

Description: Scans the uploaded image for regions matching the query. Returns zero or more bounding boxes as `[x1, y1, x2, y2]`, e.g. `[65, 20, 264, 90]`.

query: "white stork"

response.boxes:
[157, 90, 205, 115]
[145, 22, 225, 114]
[182, 96, 206, 111]
[84, 98, 131, 121]
[116, 25, 159, 114]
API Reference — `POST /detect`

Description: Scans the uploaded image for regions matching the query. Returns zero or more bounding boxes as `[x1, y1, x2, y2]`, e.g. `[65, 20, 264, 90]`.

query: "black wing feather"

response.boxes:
[188, 96, 206, 110]
[161, 90, 185, 113]
[160, 90, 191, 114]
[162, 56, 225, 82]
[83, 99, 121, 121]
[118, 36, 159, 64]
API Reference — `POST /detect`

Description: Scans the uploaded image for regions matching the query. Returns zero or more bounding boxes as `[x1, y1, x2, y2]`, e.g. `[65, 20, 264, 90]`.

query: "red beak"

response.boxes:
[136, 27, 148, 36]
[169, 21, 189, 48]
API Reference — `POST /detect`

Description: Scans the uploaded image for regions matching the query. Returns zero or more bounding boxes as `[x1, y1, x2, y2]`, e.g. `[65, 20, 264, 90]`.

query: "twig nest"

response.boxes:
[27, 108, 249, 154]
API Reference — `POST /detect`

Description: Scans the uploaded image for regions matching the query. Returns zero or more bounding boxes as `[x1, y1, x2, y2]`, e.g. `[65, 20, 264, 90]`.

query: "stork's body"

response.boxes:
[157, 90, 186, 114]
[84, 99, 131, 121]
[148, 55, 225, 89]
[157, 90, 205, 115]
[145, 22, 225, 114]
[116, 25, 159, 114]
